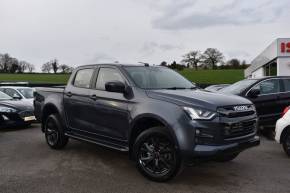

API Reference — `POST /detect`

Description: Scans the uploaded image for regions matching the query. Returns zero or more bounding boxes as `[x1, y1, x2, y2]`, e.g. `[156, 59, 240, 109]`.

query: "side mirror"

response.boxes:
[13, 94, 22, 100]
[248, 88, 260, 98]
[105, 81, 125, 93]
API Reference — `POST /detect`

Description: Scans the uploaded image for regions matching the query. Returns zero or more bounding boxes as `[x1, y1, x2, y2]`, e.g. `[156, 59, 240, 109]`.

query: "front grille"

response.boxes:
[19, 111, 34, 118]
[218, 105, 255, 118]
[223, 120, 256, 139]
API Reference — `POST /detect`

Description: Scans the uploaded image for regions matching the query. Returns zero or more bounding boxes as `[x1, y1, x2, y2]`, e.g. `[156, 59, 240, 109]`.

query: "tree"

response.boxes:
[27, 63, 35, 72]
[42, 59, 60, 73]
[59, 64, 73, 73]
[0, 53, 12, 72]
[168, 61, 185, 71]
[18, 61, 29, 73]
[160, 61, 167, 66]
[51, 59, 59, 74]
[181, 51, 201, 70]
[226, 58, 240, 69]
[201, 48, 224, 69]
[42, 62, 52, 73]
[8, 58, 19, 73]
[0, 53, 35, 73]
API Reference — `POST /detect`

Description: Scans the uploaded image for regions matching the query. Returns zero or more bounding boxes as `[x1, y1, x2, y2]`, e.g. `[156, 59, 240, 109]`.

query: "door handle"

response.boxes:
[90, 95, 98, 100]
[66, 92, 73, 97]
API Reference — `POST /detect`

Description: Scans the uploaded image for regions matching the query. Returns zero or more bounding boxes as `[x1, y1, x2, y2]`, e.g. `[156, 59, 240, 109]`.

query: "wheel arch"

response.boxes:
[128, 114, 179, 158]
[41, 103, 61, 132]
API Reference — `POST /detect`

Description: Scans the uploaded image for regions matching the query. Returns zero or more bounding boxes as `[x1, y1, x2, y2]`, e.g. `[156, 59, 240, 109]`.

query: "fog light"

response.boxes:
[196, 129, 200, 135]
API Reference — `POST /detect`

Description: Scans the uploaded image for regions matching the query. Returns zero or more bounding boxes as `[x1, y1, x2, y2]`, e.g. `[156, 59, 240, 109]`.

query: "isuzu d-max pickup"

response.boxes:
[34, 64, 260, 182]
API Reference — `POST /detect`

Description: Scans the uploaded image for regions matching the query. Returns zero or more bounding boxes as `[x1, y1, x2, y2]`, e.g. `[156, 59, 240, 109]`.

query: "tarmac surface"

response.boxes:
[0, 124, 290, 193]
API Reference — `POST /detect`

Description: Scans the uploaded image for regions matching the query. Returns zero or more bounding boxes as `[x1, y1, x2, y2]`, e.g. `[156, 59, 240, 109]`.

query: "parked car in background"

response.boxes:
[0, 86, 35, 105]
[0, 91, 35, 128]
[34, 64, 259, 182]
[275, 106, 290, 157]
[205, 84, 230, 92]
[219, 76, 290, 129]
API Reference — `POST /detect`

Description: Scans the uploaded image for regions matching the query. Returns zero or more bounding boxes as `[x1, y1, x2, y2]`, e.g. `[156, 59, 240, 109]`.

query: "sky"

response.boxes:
[0, 0, 290, 71]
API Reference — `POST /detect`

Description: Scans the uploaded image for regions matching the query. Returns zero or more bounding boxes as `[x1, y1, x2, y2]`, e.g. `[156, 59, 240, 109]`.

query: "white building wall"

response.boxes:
[277, 57, 290, 76]
[251, 68, 264, 78]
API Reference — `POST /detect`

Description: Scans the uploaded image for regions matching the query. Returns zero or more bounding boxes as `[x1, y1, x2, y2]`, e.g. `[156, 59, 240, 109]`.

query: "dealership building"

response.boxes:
[245, 38, 290, 78]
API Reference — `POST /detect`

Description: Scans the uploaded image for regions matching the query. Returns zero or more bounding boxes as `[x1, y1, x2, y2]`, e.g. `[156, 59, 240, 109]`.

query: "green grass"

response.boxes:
[0, 69, 244, 84]
[179, 69, 244, 84]
[0, 73, 70, 84]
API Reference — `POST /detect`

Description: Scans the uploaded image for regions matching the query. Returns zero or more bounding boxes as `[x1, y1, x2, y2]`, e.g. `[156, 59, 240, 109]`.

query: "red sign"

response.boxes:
[281, 42, 290, 53]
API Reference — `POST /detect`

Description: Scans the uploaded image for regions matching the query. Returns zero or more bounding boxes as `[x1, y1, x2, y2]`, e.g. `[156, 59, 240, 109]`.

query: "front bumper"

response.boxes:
[0, 111, 36, 127]
[275, 117, 288, 143]
[193, 135, 260, 157]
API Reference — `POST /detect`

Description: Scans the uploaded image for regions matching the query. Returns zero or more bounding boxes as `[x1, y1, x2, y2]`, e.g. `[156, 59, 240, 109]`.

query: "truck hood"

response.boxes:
[146, 89, 252, 111]
[0, 100, 34, 112]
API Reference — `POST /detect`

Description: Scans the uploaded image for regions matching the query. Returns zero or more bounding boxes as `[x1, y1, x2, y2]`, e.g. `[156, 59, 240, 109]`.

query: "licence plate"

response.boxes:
[24, 116, 36, 121]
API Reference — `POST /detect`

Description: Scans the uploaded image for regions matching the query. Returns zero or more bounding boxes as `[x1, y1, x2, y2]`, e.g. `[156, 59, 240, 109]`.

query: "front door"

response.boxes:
[247, 78, 281, 126]
[88, 67, 130, 141]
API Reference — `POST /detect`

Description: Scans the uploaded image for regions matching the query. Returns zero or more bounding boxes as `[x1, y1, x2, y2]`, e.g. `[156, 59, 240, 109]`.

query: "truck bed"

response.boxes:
[34, 87, 65, 124]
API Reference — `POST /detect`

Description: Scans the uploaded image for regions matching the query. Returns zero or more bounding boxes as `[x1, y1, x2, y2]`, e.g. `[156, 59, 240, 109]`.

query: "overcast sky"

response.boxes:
[0, 0, 290, 71]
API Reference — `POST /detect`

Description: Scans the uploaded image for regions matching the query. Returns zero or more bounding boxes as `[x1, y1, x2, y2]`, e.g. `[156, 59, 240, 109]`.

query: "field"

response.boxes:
[179, 69, 244, 84]
[0, 73, 70, 84]
[0, 69, 244, 84]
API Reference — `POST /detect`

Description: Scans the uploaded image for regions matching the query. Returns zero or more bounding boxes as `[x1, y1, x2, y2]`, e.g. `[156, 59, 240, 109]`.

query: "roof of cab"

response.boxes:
[75, 63, 157, 69]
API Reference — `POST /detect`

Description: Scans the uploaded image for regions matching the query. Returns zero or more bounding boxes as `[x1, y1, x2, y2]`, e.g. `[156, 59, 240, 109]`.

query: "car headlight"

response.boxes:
[183, 107, 216, 120]
[0, 106, 17, 113]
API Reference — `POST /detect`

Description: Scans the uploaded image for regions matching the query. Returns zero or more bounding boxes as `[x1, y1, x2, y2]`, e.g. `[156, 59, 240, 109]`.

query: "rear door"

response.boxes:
[246, 78, 281, 126]
[63, 68, 95, 132]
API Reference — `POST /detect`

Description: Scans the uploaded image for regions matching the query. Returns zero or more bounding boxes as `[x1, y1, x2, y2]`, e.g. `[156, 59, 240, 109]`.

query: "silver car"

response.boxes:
[0, 86, 35, 106]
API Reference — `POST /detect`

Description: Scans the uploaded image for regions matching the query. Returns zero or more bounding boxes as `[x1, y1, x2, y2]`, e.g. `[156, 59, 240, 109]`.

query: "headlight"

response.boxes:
[0, 106, 17, 113]
[183, 107, 216, 120]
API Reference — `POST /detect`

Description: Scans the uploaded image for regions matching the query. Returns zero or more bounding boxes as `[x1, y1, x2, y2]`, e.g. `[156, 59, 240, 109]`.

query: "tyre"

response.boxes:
[44, 114, 68, 149]
[282, 131, 290, 157]
[0, 115, 4, 126]
[215, 153, 239, 162]
[133, 127, 183, 182]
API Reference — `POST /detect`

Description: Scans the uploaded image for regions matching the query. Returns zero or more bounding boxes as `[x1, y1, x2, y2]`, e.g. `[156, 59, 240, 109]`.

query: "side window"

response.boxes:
[283, 79, 290, 92]
[3, 88, 21, 98]
[96, 68, 124, 90]
[252, 79, 280, 95]
[73, 68, 94, 88]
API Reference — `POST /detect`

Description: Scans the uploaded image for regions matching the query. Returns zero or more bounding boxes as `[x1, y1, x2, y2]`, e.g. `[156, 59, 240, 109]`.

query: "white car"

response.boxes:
[0, 86, 35, 105]
[275, 106, 290, 157]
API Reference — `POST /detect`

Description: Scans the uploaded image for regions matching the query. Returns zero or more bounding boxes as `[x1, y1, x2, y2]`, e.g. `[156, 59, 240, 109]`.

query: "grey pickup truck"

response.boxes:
[34, 63, 260, 182]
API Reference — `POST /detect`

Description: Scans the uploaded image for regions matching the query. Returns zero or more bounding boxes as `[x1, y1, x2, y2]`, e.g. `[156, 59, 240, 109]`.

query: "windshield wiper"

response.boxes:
[162, 87, 187, 90]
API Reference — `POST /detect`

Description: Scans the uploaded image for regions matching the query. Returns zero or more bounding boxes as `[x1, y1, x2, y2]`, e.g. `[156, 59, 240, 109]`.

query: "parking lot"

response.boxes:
[0, 124, 289, 193]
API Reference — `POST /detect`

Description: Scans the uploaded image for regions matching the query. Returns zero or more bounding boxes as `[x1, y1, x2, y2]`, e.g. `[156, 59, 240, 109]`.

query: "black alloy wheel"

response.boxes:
[46, 117, 59, 146]
[45, 114, 68, 149]
[134, 127, 182, 182]
[139, 135, 175, 176]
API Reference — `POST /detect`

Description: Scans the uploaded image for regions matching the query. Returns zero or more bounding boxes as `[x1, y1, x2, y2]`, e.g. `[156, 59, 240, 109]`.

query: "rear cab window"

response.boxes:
[73, 68, 95, 88]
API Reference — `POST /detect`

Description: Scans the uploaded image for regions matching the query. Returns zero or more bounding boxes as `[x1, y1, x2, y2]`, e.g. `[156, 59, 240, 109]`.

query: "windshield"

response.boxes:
[124, 66, 194, 89]
[219, 79, 258, 95]
[17, 88, 34, 99]
[0, 91, 12, 100]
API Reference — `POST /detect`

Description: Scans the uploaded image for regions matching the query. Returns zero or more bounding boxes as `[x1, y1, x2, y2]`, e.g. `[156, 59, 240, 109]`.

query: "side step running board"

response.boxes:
[65, 133, 129, 152]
